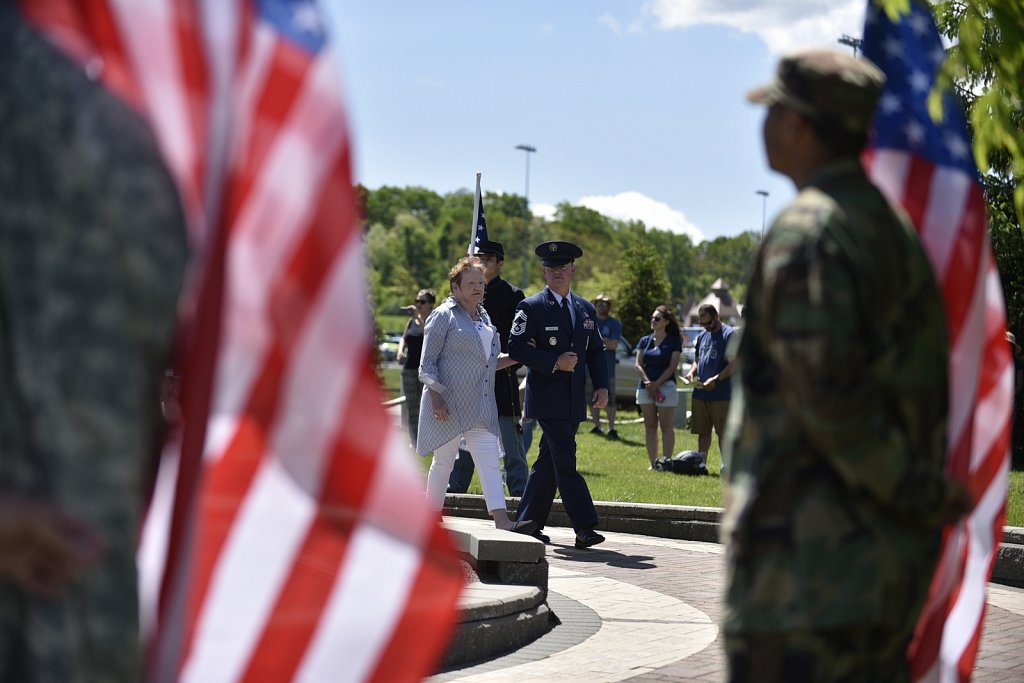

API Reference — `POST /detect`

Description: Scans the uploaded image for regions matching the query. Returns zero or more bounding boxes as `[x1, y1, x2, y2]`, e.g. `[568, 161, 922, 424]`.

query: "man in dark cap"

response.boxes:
[721, 50, 964, 681]
[509, 241, 609, 548]
[448, 239, 529, 496]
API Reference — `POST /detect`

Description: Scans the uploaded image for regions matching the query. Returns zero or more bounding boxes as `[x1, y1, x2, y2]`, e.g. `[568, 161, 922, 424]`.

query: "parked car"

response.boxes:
[609, 337, 691, 405]
[378, 332, 402, 363]
[681, 326, 704, 365]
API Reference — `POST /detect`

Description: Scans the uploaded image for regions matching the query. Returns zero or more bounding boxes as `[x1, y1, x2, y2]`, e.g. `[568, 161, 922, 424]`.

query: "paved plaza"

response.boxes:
[433, 520, 1024, 683]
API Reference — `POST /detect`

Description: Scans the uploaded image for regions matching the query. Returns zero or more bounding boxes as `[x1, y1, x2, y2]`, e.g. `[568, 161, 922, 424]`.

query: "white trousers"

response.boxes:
[426, 428, 505, 512]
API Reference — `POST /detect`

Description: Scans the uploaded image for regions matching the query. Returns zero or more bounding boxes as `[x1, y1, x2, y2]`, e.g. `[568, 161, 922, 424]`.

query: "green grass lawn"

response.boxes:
[389, 373, 1024, 527]
[417, 415, 1024, 527]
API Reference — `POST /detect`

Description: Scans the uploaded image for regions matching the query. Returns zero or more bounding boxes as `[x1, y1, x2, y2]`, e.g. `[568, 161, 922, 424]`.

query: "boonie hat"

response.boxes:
[746, 49, 886, 135]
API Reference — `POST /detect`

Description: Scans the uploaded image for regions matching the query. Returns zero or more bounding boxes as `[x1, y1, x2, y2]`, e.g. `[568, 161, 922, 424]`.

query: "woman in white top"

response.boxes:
[417, 257, 536, 534]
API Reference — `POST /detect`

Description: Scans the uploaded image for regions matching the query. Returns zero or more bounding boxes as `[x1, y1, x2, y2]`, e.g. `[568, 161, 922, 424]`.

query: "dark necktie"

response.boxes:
[561, 298, 573, 346]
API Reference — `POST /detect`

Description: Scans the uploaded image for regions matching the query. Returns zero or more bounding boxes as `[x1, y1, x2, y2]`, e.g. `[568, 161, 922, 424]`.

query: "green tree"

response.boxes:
[616, 240, 672, 344]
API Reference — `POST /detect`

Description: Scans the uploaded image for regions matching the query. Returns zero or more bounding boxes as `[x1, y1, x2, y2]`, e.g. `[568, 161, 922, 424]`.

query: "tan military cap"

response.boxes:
[747, 49, 886, 135]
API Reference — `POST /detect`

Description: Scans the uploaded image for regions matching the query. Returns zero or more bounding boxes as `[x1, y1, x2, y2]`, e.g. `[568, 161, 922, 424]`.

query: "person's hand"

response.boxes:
[556, 352, 578, 372]
[703, 375, 718, 390]
[0, 496, 102, 599]
[428, 390, 450, 422]
[591, 388, 609, 409]
[396, 350, 406, 364]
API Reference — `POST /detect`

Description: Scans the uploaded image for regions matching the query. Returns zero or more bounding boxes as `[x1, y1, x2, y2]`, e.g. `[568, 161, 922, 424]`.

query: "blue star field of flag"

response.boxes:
[259, 0, 326, 53]
[861, 1, 978, 179]
[472, 196, 490, 252]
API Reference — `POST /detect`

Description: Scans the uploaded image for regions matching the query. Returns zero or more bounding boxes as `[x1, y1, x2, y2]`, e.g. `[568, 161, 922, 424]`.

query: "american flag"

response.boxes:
[469, 171, 490, 254]
[861, 2, 1013, 681]
[22, 1, 464, 681]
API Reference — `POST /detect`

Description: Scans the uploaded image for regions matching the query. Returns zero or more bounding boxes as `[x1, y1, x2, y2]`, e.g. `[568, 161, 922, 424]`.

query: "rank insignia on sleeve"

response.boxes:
[511, 309, 528, 336]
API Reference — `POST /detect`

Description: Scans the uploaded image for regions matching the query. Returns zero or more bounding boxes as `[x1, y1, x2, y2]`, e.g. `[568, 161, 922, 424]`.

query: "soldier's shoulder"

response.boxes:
[521, 291, 548, 307]
[773, 189, 841, 237]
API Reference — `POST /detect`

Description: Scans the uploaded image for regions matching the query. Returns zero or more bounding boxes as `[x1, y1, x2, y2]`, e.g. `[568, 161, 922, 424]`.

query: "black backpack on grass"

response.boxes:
[654, 450, 708, 476]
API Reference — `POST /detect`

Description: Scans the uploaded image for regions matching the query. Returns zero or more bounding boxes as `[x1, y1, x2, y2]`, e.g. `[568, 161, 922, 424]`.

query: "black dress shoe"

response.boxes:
[574, 529, 605, 549]
[533, 531, 551, 544]
[510, 520, 537, 536]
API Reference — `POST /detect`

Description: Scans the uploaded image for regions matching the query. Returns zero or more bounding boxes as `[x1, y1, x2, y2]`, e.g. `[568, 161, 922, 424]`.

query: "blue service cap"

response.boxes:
[535, 240, 583, 267]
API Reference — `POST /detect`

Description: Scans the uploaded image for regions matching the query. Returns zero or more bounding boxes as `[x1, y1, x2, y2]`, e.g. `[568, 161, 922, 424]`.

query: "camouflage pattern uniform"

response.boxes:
[0, 8, 187, 681]
[722, 51, 955, 682]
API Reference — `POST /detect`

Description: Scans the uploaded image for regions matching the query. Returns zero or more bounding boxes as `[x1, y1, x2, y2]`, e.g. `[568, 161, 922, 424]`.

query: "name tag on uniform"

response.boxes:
[544, 326, 559, 331]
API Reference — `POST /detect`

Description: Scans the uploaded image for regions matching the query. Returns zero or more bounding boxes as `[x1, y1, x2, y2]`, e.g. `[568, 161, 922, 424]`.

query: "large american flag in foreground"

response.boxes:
[861, 2, 1013, 681]
[22, 1, 464, 681]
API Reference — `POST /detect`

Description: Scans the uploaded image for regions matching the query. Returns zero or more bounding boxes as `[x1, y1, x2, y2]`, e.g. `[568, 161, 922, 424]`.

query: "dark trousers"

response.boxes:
[515, 419, 597, 533]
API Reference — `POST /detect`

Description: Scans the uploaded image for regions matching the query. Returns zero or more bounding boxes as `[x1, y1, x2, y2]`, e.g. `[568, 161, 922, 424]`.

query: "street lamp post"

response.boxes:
[756, 190, 769, 238]
[515, 144, 536, 289]
[838, 34, 862, 57]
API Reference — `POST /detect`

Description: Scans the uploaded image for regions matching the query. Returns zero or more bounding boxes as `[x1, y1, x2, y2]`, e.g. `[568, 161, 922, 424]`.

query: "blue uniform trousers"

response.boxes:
[515, 418, 598, 533]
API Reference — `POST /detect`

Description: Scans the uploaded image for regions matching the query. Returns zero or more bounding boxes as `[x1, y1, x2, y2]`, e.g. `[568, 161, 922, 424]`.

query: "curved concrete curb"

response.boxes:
[443, 494, 1024, 586]
[444, 583, 553, 669]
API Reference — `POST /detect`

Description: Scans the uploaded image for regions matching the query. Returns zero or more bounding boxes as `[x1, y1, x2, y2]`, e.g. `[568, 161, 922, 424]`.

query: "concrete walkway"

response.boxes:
[432, 520, 1024, 683]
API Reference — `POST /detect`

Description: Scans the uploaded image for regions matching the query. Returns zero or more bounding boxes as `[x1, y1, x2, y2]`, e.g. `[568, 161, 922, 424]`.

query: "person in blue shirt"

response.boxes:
[635, 305, 683, 469]
[587, 293, 622, 438]
[683, 304, 736, 469]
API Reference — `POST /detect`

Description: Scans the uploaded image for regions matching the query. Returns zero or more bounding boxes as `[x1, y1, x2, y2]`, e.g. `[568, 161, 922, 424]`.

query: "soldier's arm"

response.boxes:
[586, 324, 609, 389]
[508, 304, 560, 373]
[762, 226, 911, 506]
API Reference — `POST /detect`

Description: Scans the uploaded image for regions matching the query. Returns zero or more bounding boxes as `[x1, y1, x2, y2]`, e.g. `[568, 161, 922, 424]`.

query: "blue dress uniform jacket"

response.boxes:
[509, 287, 608, 533]
[510, 288, 609, 422]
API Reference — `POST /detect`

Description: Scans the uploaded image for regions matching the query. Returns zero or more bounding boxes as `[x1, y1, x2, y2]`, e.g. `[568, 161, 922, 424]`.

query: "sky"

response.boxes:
[323, 1, 870, 243]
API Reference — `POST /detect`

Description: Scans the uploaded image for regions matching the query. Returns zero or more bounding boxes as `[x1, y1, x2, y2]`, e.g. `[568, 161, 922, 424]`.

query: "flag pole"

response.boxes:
[469, 172, 482, 255]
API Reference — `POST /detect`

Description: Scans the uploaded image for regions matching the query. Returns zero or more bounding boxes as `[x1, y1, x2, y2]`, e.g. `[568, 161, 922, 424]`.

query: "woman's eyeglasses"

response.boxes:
[651, 316, 663, 322]
[415, 299, 431, 305]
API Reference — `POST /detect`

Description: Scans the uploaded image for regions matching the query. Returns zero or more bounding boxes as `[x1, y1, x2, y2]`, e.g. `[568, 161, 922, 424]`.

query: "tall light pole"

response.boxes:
[756, 190, 769, 238]
[515, 144, 536, 289]
[838, 34, 862, 57]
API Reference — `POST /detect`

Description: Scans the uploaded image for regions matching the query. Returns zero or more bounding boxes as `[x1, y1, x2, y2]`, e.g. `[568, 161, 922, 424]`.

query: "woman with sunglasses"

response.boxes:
[397, 288, 436, 448]
[636, 305, 683, 469]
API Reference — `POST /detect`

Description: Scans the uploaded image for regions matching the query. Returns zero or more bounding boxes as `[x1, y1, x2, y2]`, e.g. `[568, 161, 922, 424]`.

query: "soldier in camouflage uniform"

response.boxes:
[0, 6, 187, 681]
[721, 50, 965, 681]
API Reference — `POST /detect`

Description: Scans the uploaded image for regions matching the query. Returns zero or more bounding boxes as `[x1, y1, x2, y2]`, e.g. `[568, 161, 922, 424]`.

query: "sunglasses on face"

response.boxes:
[416, 299, 431, 304]
[699, 318, 714, 327]
[651, 316, 663, 322]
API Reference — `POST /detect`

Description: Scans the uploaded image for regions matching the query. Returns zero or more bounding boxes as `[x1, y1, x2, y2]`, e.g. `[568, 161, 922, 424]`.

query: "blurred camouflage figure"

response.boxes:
[0, 6, 187, 681]
[721, 50, 965, 682]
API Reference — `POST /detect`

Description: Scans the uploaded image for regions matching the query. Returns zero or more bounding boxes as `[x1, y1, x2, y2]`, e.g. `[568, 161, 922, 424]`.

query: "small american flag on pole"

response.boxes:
[469, 171, 490, 255]
[861, 2, 1013, 681]
[22, 1, 464, 681]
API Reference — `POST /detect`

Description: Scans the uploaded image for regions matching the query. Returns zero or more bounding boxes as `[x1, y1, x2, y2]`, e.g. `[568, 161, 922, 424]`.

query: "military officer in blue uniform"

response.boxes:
[510, 241, 609, 548]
